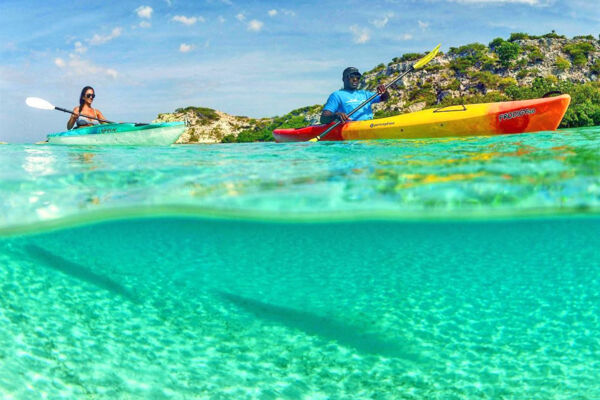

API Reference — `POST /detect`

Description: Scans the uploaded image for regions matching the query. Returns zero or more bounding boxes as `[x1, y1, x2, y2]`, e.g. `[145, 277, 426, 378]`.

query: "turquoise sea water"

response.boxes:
[1, 127, 599, 399]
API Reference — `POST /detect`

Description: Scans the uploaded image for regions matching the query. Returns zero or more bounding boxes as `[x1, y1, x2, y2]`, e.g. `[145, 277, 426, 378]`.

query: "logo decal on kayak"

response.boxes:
[498, 108, 536, 121]
[369, 122, 395, 128]
[100, 128, 117, 134]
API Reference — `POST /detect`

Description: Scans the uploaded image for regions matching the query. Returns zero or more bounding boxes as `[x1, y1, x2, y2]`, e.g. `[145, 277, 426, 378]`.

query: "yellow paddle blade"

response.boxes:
[413, 43, 441, 70]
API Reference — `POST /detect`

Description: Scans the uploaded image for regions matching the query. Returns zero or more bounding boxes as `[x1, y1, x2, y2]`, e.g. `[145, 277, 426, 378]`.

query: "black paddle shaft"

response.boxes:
[316, 65, 415, 141]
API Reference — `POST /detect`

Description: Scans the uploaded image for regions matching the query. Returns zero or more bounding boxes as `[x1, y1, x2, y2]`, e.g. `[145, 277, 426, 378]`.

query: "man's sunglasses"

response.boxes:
[85, 94, 96, 99]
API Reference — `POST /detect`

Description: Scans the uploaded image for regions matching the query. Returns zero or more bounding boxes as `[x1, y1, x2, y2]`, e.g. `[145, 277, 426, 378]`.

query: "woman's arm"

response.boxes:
[96, 110, 107, 124]
[67, 107, 79, 130]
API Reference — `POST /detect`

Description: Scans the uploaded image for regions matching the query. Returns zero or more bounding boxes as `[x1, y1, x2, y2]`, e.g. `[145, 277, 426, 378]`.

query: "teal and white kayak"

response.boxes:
[47, 121, 186, 145]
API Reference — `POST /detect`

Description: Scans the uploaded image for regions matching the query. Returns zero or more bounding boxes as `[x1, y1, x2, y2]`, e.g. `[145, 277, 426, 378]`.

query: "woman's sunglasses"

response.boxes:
[85, 94, 96, 99]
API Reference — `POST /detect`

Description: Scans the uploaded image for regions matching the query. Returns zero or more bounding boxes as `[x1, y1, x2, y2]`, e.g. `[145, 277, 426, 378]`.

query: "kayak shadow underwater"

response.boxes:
[216, 290, 424, 361]
[25, 244, 140, 304]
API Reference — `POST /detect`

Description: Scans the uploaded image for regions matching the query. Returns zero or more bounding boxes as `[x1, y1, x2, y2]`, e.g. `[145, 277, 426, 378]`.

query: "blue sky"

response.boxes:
[1, 0, 598, 143]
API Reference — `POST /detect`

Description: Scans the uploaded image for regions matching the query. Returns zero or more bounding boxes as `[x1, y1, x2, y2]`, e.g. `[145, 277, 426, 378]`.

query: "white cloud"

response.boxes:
[89, 27, 123, 45]
[236, 13, 245, 21]
[248, 19, 263, 32]
[218, 16, 226, 23]
[136, 6, 153, 19]
[139, 21, 151, 28]
[165, 0, 172, 5]
[172, 15, 203, 25]
[74, 41, 87, 54]
[371, 12, 394, 28]
[281, 9, 296, 16]
[54, 54, 118, 79]
[268, 9, 277, 17]
[179, 43, 194, 53]
[418, 20, 429, 30]
[350, 25, 370, 44]
[400, 33, 413, 40]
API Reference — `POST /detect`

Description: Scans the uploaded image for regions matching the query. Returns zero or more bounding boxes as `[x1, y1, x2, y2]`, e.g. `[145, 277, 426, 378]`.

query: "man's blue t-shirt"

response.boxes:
[323, 89, 381, 121]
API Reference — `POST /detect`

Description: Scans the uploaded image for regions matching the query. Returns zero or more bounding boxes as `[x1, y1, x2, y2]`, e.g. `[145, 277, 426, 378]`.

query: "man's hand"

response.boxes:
[335, 112, 349, 122]
[377, 84, 390, 102]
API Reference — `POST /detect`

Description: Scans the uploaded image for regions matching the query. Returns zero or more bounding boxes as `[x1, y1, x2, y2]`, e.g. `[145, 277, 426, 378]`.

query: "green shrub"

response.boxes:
[498, 77, 518, 90]
[175, 106, 219, 121]
[424, 64, 443, 72]
[591, 60, 600, 75]
[508, 32, 529, 42]
[374, 109, 401, 119]
[515, 58, 528, 67]
[524, 45, 545, 63]
[573, 35, 595, 40]
[469, 71, 501, 88]
[496, 41, 521, 68]
[489, 37, 505, 50]
[563, 42, 595, 66]
[448, 43, 491, 74]
[399, 53, 423, 62]
[406, 83, 436, 105]
[438, 92, 509, 107]
[443, 79, 461, 91]
[555, 56, 571, 71]
[542, 31, 565, 39]
[449, 58, 473, 75]
[449, 43, 487, 58]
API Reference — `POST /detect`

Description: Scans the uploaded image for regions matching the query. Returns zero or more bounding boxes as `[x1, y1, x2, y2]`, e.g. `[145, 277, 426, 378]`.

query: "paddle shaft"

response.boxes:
[315, 65, 415, 141]
[55, 106, 115, 124]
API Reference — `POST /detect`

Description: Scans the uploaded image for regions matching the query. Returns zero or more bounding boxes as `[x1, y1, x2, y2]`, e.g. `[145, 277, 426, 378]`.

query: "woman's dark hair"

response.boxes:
[78, 86, 95, 114]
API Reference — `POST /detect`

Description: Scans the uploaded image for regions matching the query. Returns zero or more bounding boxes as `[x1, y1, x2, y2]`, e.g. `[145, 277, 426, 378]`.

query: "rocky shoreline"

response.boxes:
[155, 33, 600, 144]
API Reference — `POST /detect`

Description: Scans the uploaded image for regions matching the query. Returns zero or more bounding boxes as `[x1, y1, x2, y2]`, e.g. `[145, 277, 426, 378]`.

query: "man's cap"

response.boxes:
[342, 67, 362, 80]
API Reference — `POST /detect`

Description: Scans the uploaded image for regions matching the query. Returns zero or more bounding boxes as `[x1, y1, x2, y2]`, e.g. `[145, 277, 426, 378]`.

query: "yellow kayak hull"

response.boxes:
[273, 95, 571, 142]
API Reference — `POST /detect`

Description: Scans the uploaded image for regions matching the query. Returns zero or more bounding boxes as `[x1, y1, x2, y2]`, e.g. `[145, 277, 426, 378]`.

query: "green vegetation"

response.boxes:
[469, 71, 500, 89]
[573, 35, 595, 40]
[563, 42, 595, 66]
[448, 43, 489, 75]
[393, 53, 423, 63]
[591, 60, 600, 75]
[489, 37, 505, 50]
[504, 77, 600, 127]
[508, 33, 529, 42]
[222, 105, 322, 143]
[496, 41, 521, 68]
[507, 31, 566, 41]
[406, 83, 437, 106]
[555, 56, 571, 71]
[175, 106, 219, 122]
[443, 79, 461, 91]
[523, 45, 544, 63]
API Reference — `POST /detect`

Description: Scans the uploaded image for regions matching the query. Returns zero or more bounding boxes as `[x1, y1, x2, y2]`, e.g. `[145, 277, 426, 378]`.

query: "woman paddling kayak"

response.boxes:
[66, 86, 108, 130]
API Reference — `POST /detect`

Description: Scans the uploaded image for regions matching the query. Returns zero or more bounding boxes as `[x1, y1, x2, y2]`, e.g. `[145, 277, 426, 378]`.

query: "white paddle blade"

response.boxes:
[26, 97, 55, 110]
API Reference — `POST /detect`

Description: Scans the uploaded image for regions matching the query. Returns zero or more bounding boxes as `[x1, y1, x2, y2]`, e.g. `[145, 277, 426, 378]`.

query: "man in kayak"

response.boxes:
[320, 67, 389, 124]
[67, 86, 108, 130]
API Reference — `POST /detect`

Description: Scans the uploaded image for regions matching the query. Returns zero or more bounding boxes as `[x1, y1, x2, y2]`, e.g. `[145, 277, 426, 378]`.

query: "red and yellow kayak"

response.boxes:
[273, 94, 571, 142]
